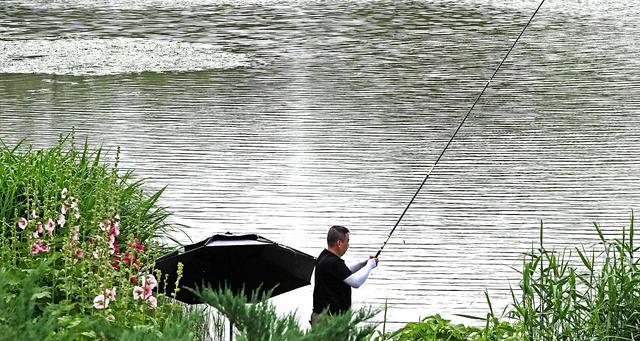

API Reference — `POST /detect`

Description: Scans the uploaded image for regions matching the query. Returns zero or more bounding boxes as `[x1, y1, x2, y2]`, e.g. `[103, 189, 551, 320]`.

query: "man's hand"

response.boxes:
[369, 256, 379, 267]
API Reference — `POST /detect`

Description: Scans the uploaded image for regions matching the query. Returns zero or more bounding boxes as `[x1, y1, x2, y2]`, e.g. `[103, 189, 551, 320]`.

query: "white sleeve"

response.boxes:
[346, 259, 367, 273]
[343, 258, 377, 288]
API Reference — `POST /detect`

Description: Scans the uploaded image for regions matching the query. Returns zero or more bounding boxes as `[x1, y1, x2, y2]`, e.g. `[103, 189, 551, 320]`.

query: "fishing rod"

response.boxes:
[375, 0, 547, 258]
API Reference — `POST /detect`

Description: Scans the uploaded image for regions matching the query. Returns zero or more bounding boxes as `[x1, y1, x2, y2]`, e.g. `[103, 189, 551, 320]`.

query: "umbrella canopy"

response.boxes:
[155, 233, 316, 304]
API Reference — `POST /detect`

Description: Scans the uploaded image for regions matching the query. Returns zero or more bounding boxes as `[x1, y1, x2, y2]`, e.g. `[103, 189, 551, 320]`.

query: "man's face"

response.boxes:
[336, 233, 350, 256]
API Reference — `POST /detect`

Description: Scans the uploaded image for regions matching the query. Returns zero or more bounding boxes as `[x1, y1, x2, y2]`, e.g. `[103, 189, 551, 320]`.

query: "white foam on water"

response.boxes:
[0, 38, 249, 76]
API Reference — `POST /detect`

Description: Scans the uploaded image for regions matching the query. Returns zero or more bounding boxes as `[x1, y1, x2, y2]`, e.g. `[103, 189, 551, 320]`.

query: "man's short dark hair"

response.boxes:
[327, 225, 349, 247]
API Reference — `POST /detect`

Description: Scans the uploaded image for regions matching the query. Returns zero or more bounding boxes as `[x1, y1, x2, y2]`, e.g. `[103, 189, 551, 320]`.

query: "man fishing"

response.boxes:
[311, 225, 378, 326]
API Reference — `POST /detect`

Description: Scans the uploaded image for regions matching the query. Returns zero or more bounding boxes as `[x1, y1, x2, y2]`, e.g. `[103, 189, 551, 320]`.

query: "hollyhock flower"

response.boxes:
[61, 204, 69, 215]
[32, 231, 39, 239]
[72, 226, 80, 241]
[61, 188, 68, 199]
[143, 274, 158, 290]
[18, 217, 27, 230]
[130, 276, 138, 284]
[114, 214, 120, 221]
[123, 251, 134, 266]
[110, 222, 120, 237]
[129, 238, 144, 252]
[132, 286, 144, 300]
[93, 294, 108, 309]
[57, 214, 66, 227]
[143, 284, 153, 299]
[31, 242, 41, 254]
[45, 219, 55, 233]
[74, 209, 80, 220]
[37, 223, 43, 234]
[104, 287, 116, 301]
[147, 296, 157, 309]
[75, 248, 84, 258]
[31, 209, 38, 219]
[92, 250, 99, 259]
[31, 239, 48, 254]
[70, 197, 78, 209]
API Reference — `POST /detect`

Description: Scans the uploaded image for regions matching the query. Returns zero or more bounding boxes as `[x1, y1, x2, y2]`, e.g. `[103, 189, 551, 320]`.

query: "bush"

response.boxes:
[0, 133, 207, 340]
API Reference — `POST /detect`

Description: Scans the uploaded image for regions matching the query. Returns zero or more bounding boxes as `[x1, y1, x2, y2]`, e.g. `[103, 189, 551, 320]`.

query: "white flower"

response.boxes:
[74, 209, 80, 220]
[61, 188, 68, 199]
[18, 217, 28, 230]
[31, 210, 38, 219]
[61, 204, 69, 215]
[57, 214, 66, 227]
[73, 226, 80, 241]
[45, 219, 55, 233]
[93, 294, 108, 309]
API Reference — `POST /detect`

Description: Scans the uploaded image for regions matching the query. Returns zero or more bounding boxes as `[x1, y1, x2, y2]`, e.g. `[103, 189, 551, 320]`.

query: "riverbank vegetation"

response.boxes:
[0, 134, 209, 340]
[2, 135, 639, 340]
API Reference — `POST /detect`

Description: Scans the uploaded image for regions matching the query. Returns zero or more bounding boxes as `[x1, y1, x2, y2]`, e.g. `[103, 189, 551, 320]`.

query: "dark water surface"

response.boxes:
[1, 0, 640, 328]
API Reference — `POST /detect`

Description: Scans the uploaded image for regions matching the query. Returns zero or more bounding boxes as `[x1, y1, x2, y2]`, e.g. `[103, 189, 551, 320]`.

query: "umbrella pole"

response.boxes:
[229, 320, 233, 341]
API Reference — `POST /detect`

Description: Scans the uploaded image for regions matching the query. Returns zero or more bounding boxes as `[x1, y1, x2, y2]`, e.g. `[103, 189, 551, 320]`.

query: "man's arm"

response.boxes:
[346, 259, 367, 273]
[343, 258, 377, 288]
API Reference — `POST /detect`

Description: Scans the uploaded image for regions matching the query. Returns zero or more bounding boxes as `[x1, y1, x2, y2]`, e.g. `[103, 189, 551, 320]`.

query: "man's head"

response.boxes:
[327, 225, 350, 257]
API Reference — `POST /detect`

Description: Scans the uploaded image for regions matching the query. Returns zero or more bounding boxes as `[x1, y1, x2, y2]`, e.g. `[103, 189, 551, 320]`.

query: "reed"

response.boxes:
[386, 214, 640, 340]
[511, 214, 640, 340]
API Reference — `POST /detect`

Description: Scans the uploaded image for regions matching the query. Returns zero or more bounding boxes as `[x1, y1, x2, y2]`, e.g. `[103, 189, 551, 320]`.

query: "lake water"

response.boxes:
[1, 0, 640, 331]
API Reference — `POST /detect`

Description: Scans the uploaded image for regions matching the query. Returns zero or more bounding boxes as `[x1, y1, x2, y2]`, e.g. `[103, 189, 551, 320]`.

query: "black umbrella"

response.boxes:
[155, 233, 316, 304]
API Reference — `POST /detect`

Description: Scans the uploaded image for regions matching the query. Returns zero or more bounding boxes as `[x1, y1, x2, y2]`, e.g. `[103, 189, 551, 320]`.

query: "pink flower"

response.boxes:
[143, 285, 153, 299]
[93, 294, 108, 309]
[45, 219, 55, 233]
[32, 231, 39, 239]
[133, 286, 144, 300]
[110, 222, 120, 237]
[31, 239, 48, 254]
[18, 217, 27, 230]
[57, 214, 66, 227]
[130, 276, 138, 284]
[61, 204, 69, 215]
[143, 274, 158, 290]
[75, 248, 84, 258]
[147, 296, 157, 309]
[36, 222, 43, 234]
[61, 188, 68, 199]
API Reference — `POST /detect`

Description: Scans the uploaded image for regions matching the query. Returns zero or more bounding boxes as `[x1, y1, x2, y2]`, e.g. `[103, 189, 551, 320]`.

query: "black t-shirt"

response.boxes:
[312, 249, 353, 315]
